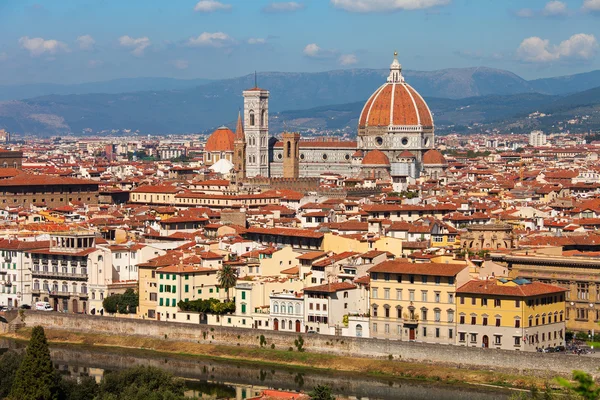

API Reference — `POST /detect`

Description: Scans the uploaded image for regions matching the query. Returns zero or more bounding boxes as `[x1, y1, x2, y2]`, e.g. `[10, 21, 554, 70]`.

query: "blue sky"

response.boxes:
[0, 0, 599, 84]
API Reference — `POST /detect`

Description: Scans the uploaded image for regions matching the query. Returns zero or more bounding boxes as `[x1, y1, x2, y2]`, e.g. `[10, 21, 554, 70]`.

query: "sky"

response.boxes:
[1, 0, 600, 85]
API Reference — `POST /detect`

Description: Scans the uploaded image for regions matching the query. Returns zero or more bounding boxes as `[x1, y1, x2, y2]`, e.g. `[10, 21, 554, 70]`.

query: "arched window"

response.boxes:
[81, 284, 87, 294]
[288, 320, 292, 330]
[261, 109, 266, 126]
[356, 324, 363, 337]
[43, 281, 49, 291]
[72, 283, 77, 294]
[273, 303, 279, 313]
[249, 112, 255, 126]
[286, 141, 291, 158]
[52, 281, 58, 292]
[288, 304, 293, 314]
[34, 280, 40, 290]
[61, 282, 68, 293]
[98, 255, 103, 262]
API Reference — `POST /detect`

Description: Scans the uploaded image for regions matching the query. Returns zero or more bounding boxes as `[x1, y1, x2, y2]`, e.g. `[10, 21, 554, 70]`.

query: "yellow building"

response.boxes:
[368, 260, 470, 344]
[322, 232, 403, 257]
[456, 278, 566, 351]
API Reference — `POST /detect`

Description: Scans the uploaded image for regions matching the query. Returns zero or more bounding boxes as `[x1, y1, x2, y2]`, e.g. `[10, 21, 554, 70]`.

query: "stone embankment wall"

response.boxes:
[21, 311, 599, 378]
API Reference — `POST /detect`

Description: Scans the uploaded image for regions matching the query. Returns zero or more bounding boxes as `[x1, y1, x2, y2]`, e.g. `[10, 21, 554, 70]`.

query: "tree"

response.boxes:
[10, 325, 61, 400]
[217, 265, 237, 301]
[557, 370, 600, 400]
[103, 289, 139, 314]
[96, 366, 186, 400]
[308, 384, 335, 400]
[0, 351, 22, 398]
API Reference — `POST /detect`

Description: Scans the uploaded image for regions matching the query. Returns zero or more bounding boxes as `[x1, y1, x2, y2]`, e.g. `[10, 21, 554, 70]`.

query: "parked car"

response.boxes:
[19, 304, 31, 309]
[0, 305, 8, 312]
[555, 345, 566, 352]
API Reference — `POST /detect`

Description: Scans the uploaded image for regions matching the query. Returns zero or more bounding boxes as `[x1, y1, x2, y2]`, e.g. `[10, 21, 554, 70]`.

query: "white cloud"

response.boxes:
[18, 36, 70, 57]
[581, 0, 600, 11]
[303, 43, 339, 59]
[330, 0, 450, 12]
[303, 43, 322, 57]
[77, 34, 95, 50]
[248, 38, 267, 45]
[515, 8, 534, 17]
[516, 33, 598, 63]
[263, 2, 305, 12]
[194, 0, 231, 12]
[339, 54, 358, 65]
[188, 32, 234, 47]
[119, 35, 151, 56]
[582, 0, 600, 11]
[172, 59, 189, 70]
[542, 1, 567, 16]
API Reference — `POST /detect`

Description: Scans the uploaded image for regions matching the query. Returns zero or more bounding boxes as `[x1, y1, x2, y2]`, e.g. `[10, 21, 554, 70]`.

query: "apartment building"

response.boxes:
[456, 278, 566, 351]
[368, 260, 470, 344]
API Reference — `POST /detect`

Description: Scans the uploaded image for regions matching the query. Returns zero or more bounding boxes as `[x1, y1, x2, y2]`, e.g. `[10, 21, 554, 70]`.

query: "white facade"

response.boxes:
[243, 88, 270, 178]
[529, 130, 547, 147]
[270, 291, 305, 333]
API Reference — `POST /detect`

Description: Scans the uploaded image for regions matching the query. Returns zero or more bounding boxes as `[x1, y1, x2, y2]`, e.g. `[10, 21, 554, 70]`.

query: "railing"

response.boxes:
[31, 270, 88, 280]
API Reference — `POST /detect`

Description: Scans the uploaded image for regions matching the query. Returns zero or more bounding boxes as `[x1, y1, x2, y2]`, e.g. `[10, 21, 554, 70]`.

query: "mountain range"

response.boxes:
[1, 67, 600, 136]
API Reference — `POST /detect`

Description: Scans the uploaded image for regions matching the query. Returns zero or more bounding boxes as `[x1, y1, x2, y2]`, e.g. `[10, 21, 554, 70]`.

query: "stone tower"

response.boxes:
[282, 132, 300, 179]
[233, 111, 246, 181]
[243, 86, 270, 178]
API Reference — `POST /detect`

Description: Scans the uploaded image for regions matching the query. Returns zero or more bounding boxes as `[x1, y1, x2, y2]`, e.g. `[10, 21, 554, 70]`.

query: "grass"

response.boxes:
[2, 327, 567, 392]
[586, 341, 600, 348]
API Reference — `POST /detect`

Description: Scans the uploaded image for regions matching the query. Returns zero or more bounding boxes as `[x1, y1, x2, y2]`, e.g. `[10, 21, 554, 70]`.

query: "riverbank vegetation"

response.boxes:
[2, 326, 581, 394]
[0, 326, 191, 400]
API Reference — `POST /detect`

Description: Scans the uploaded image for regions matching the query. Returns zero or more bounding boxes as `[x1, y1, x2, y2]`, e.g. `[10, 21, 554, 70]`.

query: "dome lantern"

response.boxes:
[387, 51, 404, 83]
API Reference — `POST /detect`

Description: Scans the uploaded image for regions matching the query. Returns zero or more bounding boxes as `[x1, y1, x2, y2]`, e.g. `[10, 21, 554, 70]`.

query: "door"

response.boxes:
[274, 319, 279, 331]
[295, 320, 301, 333]
[483, 335, 489, 348]
[72, 299, 78, 314]
[409, 328, 415, 341]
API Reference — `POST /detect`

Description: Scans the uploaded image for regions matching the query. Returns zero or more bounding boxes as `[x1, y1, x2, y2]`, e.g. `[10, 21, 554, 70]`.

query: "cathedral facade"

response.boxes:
[221, 53, 445, 187]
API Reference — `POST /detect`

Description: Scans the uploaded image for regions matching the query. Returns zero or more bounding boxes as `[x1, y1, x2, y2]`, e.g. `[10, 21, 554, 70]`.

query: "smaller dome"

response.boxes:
[422, 149, 447, 165]
[362, 150, 390, 166]
[352, 150, 364, 158]
[205, 126, 235, 152]
[398, 150, 415, 158]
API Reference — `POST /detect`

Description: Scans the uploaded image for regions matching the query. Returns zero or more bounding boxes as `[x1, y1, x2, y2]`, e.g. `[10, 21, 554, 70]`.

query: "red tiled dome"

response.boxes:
[362, 150, 390, 165]
[422, 149, 447, 165]
[205, 126, 234, 152]
[359, 55, 433, 129]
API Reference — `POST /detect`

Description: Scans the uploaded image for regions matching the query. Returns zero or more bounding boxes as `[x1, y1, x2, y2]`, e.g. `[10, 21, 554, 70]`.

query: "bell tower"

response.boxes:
[282, 132, 300, 179]
[232, 111, 246, 182]
[243, 82, 270, 178]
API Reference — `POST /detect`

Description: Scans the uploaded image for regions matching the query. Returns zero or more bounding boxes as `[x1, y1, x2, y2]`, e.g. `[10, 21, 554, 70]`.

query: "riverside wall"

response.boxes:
[19, 311, 599, 378]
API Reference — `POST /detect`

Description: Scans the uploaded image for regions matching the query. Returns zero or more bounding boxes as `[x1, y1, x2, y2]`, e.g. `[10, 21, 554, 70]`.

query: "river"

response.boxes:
[1, 338, 512, 399]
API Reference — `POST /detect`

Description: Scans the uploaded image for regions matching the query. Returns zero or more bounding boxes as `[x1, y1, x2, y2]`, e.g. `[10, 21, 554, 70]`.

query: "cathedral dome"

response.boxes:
[422, 149, 447, 165]
[362, 150, 390, 165]
[358, 54, 433, 129]
[205, 126, 235, 152]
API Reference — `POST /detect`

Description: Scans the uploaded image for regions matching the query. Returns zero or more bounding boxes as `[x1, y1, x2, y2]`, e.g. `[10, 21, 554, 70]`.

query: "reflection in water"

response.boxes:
[1, 339, 511, 400]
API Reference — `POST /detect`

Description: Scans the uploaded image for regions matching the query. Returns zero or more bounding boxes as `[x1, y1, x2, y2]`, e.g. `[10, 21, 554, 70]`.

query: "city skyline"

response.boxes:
[0, 0, 600, 85]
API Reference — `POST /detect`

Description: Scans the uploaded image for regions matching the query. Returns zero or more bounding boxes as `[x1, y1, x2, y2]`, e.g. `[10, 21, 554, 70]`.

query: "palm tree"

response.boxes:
[217, 264, 237, 301]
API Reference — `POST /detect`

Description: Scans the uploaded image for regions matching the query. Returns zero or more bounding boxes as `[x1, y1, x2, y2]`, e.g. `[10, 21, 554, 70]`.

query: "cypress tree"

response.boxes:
[10, 325, 60, 400]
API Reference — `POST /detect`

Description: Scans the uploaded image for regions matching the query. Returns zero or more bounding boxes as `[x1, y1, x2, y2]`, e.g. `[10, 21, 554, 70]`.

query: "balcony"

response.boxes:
[47, 290, 88, 298]
[31, 270, 88, 281]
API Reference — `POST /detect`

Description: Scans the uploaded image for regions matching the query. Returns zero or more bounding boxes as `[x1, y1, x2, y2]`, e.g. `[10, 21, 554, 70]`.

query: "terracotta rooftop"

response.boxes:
[456, 279, 567, 297]
[368, 260, 467, 277]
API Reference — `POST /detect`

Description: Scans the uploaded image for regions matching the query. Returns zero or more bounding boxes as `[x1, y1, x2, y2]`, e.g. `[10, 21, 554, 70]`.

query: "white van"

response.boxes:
[35, 301, 53, 311]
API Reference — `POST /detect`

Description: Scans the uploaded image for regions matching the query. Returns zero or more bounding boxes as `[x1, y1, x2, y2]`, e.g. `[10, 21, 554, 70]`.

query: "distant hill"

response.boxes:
[1, 67, 600, 136]
[0, 77, 212, 101]
[530, 70, 600, 95]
